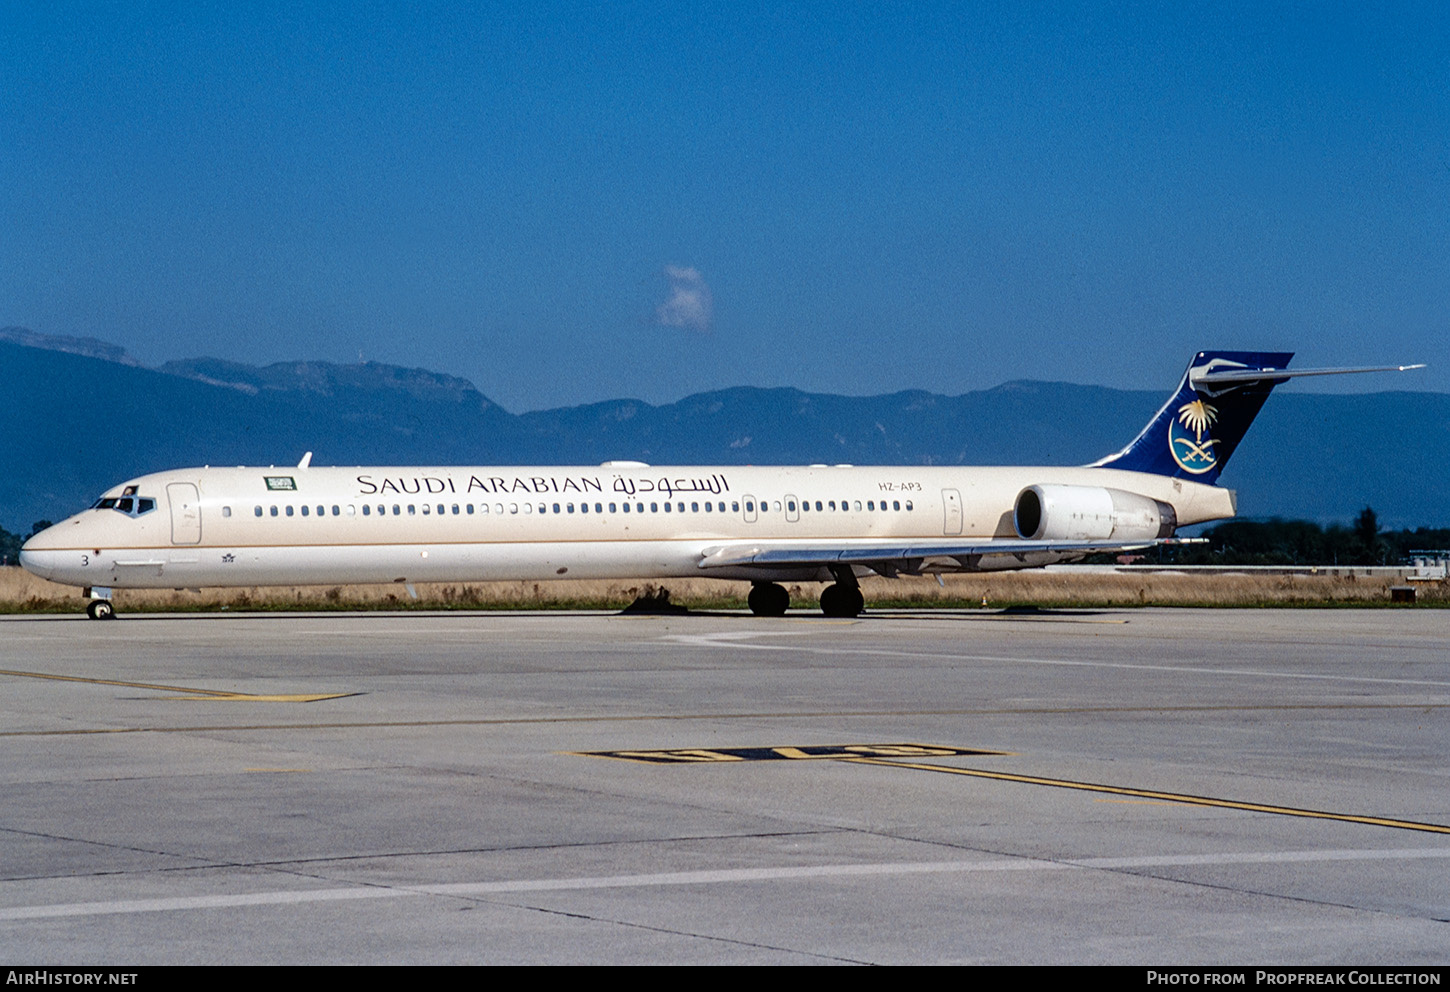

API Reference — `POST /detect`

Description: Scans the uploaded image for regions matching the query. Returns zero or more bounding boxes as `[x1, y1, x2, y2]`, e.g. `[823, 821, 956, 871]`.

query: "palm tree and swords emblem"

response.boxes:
[1169, 396, 1219, 473]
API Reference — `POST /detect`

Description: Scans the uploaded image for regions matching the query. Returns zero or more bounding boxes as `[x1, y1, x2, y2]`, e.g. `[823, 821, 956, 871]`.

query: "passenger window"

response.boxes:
[254, 506, 263, 517]
[451, 504, 459, 514]
[552, 503, 560, 514]
[363, 505, 371, 516]
[523, 504, 532, 514]
[893, 501, 901, 511]
[301, 505, 309, 516]
[622, 503, 630, 513]
[270, 506, 278, 517]
[610, 503, 618, 513]
[677, 502, 684, 513]
[466, 504, 474, 514]
[408, 505, 416, 515]
[868, 501, 874, 511]
[221, 505, 231, 518]
[651, 503, 658, 513]
[567, 503, 575, 513]
[285, 505, 294, 517]
[509, 504, 518, 514]
[905, 501, 913, 511]
[346, 505, 355, 516]
[422, 504, 430, 515]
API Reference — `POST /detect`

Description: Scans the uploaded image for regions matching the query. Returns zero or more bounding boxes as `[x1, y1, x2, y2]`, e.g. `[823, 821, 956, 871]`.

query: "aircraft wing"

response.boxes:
[696, 537, 1184, 573]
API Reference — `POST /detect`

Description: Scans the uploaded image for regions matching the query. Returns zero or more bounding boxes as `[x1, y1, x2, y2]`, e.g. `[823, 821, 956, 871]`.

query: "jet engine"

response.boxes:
[1014, 484, 1177, 542]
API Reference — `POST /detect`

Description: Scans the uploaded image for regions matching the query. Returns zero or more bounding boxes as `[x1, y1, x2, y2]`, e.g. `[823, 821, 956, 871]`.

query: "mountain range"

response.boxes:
[3, 327, 1444, 532]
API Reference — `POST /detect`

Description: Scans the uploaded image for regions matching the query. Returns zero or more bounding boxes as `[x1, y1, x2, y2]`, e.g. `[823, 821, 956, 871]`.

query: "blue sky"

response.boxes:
[4, 3, 1447, 411]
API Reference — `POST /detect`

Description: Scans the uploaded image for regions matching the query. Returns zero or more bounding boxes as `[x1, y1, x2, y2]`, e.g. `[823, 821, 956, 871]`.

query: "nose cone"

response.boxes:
[19, 522, 64, 580]
[18, 545, 54, 580]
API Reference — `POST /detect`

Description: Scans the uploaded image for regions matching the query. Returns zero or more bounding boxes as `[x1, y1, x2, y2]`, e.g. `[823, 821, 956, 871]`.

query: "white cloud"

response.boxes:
[655, 265, 713, 333]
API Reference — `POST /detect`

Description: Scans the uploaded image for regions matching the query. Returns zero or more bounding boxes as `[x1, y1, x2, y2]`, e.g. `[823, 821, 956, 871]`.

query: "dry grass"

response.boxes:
[1, 566, 1444, 613]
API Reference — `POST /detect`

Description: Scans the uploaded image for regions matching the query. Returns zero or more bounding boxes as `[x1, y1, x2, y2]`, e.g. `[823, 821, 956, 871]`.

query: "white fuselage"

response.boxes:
[19, 463, 1235, 590]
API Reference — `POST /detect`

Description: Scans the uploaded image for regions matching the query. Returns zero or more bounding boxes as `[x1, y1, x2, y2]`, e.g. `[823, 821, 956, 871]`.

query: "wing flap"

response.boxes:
[697, 539, 1168, 571]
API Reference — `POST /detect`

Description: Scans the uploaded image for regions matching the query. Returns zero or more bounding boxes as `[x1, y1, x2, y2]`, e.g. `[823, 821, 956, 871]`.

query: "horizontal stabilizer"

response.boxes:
[1192, 364, 1424, 387]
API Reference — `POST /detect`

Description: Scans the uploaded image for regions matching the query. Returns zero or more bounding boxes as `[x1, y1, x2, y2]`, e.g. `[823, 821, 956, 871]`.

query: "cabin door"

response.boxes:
[167, 483, 202, 545]
[942, 488, 963, 536]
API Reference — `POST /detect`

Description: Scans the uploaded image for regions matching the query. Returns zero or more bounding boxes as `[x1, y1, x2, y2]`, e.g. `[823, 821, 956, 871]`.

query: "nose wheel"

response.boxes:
[85, 599, 116, 621]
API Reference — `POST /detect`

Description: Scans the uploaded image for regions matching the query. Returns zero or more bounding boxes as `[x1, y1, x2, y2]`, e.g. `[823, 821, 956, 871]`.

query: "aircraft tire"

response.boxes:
[820, 583, 863, 618]
[86, 599, 116, 621]
[748, 582, 789, 617]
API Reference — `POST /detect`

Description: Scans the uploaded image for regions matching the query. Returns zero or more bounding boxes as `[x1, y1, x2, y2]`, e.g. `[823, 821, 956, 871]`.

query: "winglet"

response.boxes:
[298, 452, 313, 469]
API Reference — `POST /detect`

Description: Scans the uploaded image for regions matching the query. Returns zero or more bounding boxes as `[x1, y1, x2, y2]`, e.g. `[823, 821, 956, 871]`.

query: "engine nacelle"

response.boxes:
[1014, 484, 1177, 542]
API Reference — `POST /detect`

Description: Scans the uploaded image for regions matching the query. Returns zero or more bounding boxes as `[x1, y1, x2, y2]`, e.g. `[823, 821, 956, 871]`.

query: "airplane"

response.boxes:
[19, 350, 1422, 619]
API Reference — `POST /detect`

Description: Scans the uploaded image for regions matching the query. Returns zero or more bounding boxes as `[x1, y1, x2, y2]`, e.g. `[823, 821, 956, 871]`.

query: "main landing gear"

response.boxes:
[747, 582, 790, 617]
[746, 576, 865, 618]
[819, 582, 864, 618]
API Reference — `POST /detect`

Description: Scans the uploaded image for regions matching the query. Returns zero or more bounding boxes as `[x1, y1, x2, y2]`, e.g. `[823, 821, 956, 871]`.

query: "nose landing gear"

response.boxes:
[83, 586, 116, 620]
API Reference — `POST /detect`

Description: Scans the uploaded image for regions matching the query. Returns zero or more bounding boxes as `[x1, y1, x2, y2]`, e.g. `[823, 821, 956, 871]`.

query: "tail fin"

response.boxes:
[1093, 351, 1294, 483]
[1094, 351, 1424, 483]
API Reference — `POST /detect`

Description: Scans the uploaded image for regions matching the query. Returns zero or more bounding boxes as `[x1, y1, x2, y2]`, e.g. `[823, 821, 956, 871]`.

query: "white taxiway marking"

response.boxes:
[662, 634, 1450, 690]
[3, 848, 1448, 921]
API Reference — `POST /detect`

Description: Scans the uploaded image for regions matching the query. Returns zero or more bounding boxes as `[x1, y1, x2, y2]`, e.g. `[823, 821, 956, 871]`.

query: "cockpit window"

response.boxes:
[92, 494, 157, 518]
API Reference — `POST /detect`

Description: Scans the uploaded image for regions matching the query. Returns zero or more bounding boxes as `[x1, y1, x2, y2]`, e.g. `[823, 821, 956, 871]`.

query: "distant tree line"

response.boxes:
[1152, 508, 1450, 567]
[0, 521, 51, 567]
